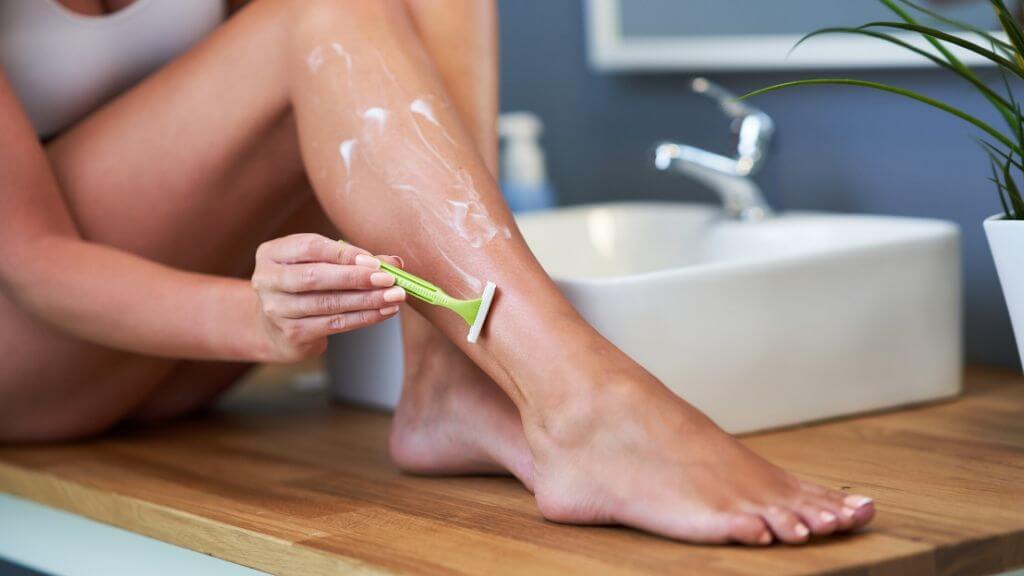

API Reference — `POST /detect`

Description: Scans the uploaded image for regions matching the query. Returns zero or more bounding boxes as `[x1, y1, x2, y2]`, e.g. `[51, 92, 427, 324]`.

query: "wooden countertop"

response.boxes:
[2, 368, 1023, 576]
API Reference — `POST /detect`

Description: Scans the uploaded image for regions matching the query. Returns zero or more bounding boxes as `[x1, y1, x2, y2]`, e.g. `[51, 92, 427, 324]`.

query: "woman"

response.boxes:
[0, 0, 875, 545]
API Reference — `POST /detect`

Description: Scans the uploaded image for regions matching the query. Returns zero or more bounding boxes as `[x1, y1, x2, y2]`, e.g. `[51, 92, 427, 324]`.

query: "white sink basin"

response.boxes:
[329, 202, 962, 434]
[516, 202, 962, 433]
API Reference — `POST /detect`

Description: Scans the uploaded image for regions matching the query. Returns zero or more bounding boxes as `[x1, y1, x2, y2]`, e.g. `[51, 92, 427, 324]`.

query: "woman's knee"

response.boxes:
[287, 0, 407, 44]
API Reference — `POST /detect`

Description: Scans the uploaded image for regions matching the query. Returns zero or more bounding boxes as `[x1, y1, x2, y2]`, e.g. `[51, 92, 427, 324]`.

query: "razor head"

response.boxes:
[467, 281, 497, 344]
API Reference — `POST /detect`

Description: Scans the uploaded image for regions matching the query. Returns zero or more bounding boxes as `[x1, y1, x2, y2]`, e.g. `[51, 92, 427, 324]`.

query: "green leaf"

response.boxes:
[876, 0, 1019, 129]
[890, 0, 1014, 56]
[881, 0, 972, 67]
[986, 149, 1013, 217]
[1002, 155, 1024, 217]
[792, 27, 1016, 127]
[981, 140, 1024, 172]
[989, 0, 1024, 66]
[741, 79, 1023, 157]
[859, 21, 1023, 74]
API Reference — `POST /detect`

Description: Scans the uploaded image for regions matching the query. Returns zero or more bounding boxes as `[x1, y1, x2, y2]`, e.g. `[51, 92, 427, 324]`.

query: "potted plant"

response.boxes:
[745, 0, 1024, 367]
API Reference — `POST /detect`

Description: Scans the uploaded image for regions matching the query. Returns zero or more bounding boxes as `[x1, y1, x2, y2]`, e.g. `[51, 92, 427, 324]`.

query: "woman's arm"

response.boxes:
[0, 71, 396, 363]
[0, 71, 267, 360]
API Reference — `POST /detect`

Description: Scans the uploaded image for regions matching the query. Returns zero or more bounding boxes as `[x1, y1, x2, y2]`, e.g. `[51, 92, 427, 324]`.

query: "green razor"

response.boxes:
[378, 262, 496, 343]
[341, 241, 496, 343]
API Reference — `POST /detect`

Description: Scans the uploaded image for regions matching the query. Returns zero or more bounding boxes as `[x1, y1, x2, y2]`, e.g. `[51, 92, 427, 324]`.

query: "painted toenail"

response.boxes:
[820, 510, 837, 524]
[844, 495, 873, 508]
[758, 531, 773, 545]
[795, 523, 810, 538]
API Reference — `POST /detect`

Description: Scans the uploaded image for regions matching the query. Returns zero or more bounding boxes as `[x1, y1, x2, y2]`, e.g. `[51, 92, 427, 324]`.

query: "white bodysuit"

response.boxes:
[0, 0, 226, 137]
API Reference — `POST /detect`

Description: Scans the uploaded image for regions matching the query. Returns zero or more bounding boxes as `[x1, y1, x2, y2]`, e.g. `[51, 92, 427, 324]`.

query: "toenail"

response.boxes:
[795, 523, 810, 538]
[758, 531, 772, 545]
[820, 510, 837, 524]
[844, 495, 873, 509]
[841, 506, 856, 519]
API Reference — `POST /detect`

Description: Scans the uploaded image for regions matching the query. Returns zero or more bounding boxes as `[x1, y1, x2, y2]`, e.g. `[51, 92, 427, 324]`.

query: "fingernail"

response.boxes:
[794, 523, 810, 538]
[380, 305, 399, 315]
[383, 286, 405, 303]
[820, 510, 837, 524]
[845, 495, 873, 509]
[370, 272, 394, 287]
[392, 255, 405, 268]
[841, 506, 856, 519]
[758, 531, 773, 545]
[355, 254, 380, 269]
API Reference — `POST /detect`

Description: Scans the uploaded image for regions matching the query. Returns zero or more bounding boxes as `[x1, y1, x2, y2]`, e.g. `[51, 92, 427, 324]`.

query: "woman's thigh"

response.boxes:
[0, 1, 310, 438]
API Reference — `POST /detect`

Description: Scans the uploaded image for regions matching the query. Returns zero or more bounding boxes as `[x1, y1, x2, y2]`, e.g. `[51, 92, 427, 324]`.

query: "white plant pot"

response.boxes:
[984, 214, 1024, 368]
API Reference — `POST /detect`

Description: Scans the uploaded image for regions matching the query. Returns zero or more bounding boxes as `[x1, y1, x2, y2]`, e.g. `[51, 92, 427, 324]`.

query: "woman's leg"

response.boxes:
[276, 0, 873, 544]
[130, 2, 525, 481]
[374, 0, 535, 486]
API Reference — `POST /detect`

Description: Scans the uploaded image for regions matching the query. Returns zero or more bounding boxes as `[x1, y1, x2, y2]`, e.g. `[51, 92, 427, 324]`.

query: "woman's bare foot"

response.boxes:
[524, 352, 876, 546]
[389, 311, 535, 489]
[389, 317, 874, 545]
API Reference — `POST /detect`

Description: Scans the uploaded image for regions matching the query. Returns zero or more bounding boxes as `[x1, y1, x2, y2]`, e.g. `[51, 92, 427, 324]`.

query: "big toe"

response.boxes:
[801, 481, 875, 532]
[843, 494, 876, 529]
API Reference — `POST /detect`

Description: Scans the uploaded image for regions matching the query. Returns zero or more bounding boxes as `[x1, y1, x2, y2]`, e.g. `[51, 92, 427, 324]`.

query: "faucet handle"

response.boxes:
[691, 78, 752, 119]
[690, 77, 775, 176]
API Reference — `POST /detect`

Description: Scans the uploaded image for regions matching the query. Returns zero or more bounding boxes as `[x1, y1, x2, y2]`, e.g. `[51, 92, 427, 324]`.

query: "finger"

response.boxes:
[277, 263, 394, 293]
[349, 253, 405, 270]
[338, 240, 377, 265]
[376, 254, 404, 268]
[283, 308, 400, 341]
[276, 287, 406, 318]
[258, 234, 370, 265]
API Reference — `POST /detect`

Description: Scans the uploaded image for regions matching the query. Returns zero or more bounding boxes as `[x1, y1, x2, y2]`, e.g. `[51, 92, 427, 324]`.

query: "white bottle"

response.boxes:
[499, 111, 556, 213]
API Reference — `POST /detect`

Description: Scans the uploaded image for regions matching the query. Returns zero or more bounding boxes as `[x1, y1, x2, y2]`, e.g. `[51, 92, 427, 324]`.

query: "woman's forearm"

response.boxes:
[2, 234, 271, 362]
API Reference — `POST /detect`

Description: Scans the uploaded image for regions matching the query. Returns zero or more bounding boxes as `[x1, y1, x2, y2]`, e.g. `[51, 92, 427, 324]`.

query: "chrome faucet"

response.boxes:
[654, 78, 775, 221]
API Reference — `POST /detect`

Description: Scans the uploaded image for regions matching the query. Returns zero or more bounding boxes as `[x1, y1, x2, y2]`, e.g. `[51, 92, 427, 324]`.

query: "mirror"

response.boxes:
[585, 0, 1019, 72]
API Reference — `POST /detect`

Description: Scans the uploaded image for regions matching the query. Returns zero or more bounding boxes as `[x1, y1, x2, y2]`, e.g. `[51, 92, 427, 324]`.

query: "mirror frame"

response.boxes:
[585, 0, 1007, 72]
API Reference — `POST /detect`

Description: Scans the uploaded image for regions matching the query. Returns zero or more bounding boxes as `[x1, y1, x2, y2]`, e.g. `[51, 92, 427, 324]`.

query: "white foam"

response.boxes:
[306, 46, 325, 73]
[330, 42, 353, 79]
[410, 98, 440, 126]
[361, 107, 390, 134]
[339, 139, 357, 171]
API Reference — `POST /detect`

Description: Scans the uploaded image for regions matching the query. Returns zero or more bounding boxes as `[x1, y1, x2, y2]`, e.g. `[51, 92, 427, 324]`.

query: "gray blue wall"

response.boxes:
[498, 0, 1019, 368]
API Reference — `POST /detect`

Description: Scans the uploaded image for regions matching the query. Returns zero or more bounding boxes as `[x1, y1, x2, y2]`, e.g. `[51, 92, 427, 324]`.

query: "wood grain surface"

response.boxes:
[1, 367, 1023, 576]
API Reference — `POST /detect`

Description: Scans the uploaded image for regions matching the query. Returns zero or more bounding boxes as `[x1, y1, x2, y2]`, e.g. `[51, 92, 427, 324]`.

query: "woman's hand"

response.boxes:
[251, 233, 406, 362]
